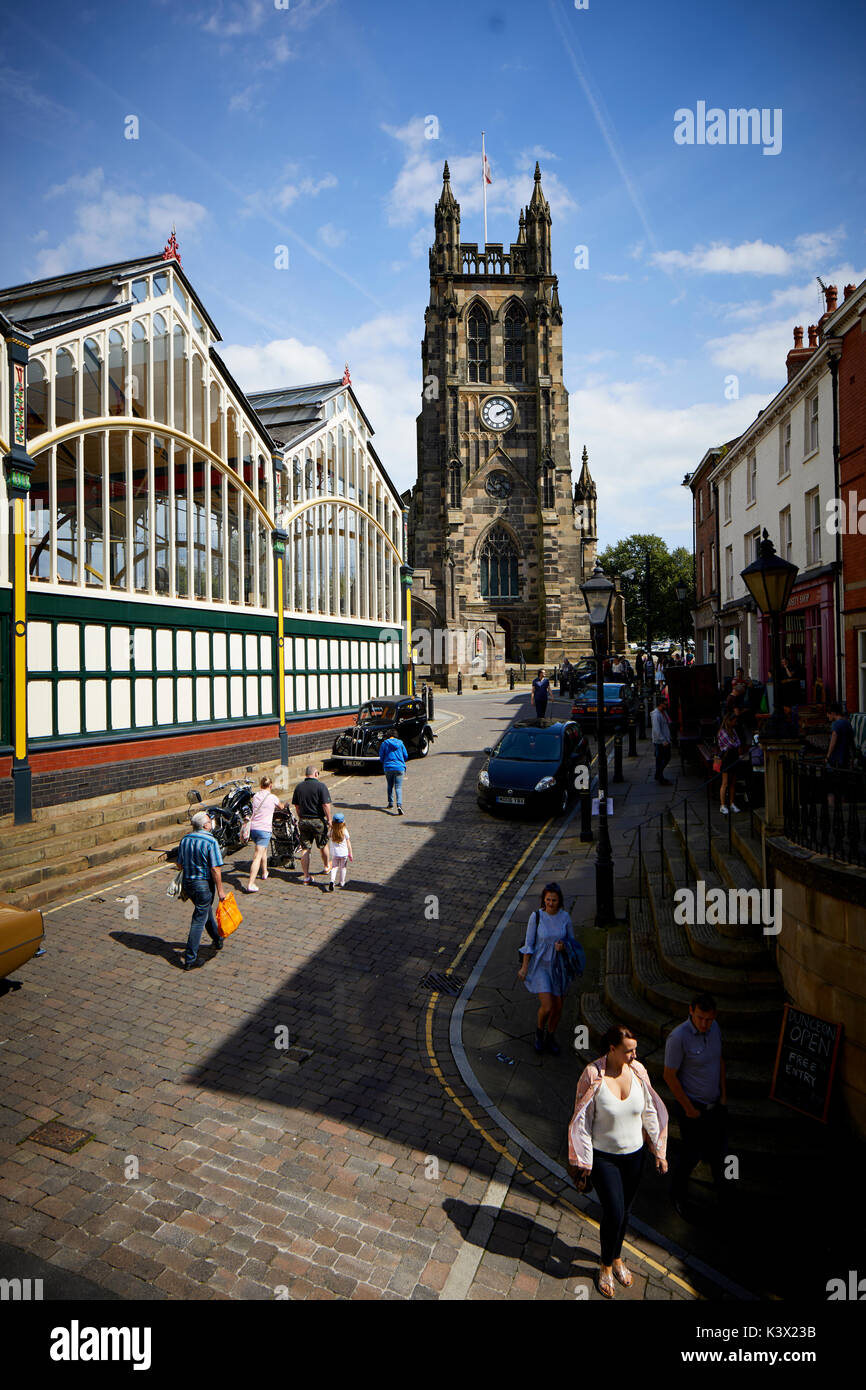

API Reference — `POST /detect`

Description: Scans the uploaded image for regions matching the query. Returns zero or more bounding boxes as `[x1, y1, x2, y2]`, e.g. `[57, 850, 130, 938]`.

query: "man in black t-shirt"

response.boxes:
[292, 765, 333, 884]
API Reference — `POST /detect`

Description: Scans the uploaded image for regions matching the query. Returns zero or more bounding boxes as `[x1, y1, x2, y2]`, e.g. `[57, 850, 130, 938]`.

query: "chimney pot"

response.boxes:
[844, 283, 856, 300]
[793, 325, 804, 348]
[825, 284, 838, 314]
[807, 324, 819, 348]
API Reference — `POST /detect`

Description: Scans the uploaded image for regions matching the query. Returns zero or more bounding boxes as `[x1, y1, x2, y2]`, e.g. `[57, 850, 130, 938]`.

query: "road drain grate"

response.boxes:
[419, 970, 465, 996]
[25, 1120, 94, 1153]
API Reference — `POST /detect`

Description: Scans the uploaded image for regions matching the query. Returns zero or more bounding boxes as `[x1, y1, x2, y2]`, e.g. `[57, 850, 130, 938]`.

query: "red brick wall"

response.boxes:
[839, 319, 866, 709]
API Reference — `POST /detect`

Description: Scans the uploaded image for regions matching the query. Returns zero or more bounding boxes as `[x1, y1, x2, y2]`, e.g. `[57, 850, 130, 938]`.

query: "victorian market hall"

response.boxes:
[406, 162, 604, 688]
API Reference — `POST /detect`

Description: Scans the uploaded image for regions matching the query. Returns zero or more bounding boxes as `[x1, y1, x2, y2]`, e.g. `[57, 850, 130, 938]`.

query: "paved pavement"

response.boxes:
[0, 690, 716, 1302]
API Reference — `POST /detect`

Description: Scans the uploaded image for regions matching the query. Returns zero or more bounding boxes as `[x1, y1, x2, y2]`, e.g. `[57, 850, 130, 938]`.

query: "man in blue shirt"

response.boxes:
[531, 669, 551, 720]
[826, 703, 854, 769]
[177, 810, 227, 971]
[664, 992, 728, 1219]
[379, 732, 408, 814]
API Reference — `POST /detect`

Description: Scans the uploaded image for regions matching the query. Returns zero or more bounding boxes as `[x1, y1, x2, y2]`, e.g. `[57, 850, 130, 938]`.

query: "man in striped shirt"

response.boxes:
[177, 811, 227, 971]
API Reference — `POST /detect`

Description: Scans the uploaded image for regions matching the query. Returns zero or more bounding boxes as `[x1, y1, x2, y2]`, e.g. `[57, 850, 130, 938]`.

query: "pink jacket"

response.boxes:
[567, 1056, 668, 1170]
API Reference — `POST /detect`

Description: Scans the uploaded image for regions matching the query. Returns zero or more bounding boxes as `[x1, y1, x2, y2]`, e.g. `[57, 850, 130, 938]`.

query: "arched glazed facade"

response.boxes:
[0, 257, 405, 816]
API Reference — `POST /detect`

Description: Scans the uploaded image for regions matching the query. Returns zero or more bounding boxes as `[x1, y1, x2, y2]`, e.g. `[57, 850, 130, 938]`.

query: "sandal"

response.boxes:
[613, 1262, 633, 1288]
[597, 1269, 615, 1299]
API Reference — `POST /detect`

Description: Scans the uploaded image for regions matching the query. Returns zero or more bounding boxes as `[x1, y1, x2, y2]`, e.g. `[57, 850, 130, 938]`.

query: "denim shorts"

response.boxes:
[250, 829, 271, 847]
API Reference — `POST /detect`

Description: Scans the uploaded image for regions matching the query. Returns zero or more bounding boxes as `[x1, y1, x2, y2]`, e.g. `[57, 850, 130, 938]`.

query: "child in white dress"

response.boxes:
[328, 814, 353, 890]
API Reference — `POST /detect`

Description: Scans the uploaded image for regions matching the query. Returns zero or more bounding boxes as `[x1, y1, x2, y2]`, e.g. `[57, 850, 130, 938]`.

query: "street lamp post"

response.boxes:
[675, 580, 688, 661]
[741, 529, 799, 736]
[580, 562, 617, 927]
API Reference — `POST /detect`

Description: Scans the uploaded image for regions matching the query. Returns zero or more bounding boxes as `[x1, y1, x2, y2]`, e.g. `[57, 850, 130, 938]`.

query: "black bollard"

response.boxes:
[637, 704, 647, 740]
[613, 733, 624, 783]
[580, 790, 594, 842]
[457, 671, 463, 695]
[509, 667, 515, 690]
[627, 718, 637, 757]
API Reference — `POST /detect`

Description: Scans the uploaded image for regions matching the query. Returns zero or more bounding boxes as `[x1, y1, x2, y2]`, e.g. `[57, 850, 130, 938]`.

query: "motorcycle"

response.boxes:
[166, 771, 300, 873]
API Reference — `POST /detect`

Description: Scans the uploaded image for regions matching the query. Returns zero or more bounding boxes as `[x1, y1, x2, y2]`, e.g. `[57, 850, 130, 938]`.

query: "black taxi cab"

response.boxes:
[331, 695, 436, 768]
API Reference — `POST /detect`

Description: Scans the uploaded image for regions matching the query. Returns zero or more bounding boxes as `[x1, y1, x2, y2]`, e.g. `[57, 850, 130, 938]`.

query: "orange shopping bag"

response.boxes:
[216, 891, 243, 939]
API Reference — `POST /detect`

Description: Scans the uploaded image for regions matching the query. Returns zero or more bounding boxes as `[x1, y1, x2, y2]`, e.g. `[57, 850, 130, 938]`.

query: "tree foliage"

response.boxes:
[598, 534, 694, 648]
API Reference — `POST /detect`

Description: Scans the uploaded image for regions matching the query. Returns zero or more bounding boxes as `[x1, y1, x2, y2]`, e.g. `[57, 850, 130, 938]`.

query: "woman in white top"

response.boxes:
[568, 1025, 668, 1299]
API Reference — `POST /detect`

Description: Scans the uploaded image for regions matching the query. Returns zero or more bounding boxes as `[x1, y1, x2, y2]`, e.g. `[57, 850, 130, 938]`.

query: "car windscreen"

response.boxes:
[357, 704, 396, 724]
[494, 730, 561, 761]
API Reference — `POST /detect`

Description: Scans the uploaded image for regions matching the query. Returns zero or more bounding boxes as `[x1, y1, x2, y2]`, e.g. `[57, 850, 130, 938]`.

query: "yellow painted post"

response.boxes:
[272, 528, 288, 767]
[4, 336, 34, 821]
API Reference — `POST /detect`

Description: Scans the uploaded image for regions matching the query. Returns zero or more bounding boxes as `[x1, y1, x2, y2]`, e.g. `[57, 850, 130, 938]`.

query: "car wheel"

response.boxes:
[417, 733, 430, 758]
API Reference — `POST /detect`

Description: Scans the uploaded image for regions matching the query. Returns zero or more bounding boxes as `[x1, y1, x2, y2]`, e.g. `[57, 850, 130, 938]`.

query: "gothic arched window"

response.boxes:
[449, 460, 461, 508]
[480, 524, 519, 599]
[467, 307, 489, 383]
[504, 305, 525, 385]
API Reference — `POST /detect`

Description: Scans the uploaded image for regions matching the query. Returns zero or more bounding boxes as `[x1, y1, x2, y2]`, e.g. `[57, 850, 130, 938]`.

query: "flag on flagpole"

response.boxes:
[483, 152, 492, 185]
[482, 132, 491, 247]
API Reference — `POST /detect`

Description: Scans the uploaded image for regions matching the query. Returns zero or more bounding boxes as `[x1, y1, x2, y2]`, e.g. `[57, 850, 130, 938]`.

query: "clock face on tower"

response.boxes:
[480, 395, 515, 432]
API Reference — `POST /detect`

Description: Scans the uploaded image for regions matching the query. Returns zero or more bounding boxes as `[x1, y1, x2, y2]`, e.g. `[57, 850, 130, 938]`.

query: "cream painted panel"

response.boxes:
[230, 675, 244, 715]
[307, 638, 317, 669]
[213, 632, 227, 669]
[307, 674, 317, 709]
[340, 674, 350, 706]
[195, 631, 210, 669]
[230, 634, 243, 670]
[134, 629, 152, 670]
[330, 675, 339, 706]
[340, 639, 349, 668]
[246, 675, 259, 716]
[111, 679, 131, 729]
[260, 678, 272, 715]
[27, 622, 51, 672]
[318, 638, 328, 669]
[213, 676, 228, 719]
[176, 631, 192, 669]
[295, 676, 306, 711]
[318, 675, 328, 706]
[350, 640, 359, 669]
[156, 677, 173, 724]
[285, 676, 294, 713]
[156, 630, 173, 670]
[351, 674, 359, 705]
[57, 679, 80, 733]
[177, 677, 193, 722]
[329, 639, 339, 668]
[246, 634, 258, 670]
[84, 679, 107, 731]
[28, 681, 53, 737]
[260, 635, 272, 669]
[57, 624, 80, 671]
[135, 679, 153, 726]
[295, 637, 306, 669]
[360, 674, 369, 703]
[84, 626, 105, 671]
[196, 677, 211, 721]
[110, 627, 131, 671]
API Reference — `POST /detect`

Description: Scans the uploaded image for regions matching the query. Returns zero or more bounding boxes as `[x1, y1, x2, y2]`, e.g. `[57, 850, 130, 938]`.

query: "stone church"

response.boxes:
[406, 162, 608, 687]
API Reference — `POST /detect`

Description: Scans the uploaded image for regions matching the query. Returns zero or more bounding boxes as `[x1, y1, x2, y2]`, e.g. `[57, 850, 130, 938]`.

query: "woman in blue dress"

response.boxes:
[517, 882, 579, 1056]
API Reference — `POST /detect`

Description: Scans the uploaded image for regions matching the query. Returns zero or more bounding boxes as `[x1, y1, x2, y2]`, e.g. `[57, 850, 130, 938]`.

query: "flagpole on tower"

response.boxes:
[482, 131, 489, 248]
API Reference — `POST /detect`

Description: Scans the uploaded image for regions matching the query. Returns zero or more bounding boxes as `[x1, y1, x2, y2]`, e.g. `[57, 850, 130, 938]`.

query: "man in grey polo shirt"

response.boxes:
[663, 992, 728, 1219]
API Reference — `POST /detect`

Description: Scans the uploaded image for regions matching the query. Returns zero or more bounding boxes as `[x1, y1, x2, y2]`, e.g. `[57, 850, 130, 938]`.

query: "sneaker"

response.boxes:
[397, 807, 404, 816]
[720, 805, 729, 816]
[730, 803, 741, 814]
[327, 882, 335, 892]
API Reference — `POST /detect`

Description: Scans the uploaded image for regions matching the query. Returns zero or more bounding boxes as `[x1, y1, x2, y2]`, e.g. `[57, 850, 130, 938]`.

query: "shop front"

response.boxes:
[758, 572, 837, 706]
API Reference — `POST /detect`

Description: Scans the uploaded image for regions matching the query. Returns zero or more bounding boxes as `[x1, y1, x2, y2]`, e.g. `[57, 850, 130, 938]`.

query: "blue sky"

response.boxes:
[3, 0, 865, 550]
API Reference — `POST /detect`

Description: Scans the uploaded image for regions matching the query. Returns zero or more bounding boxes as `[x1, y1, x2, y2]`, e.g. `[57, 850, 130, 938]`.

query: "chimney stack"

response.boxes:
[786, 325, 814, 381]
[817, 284, 838, 341]
[844, 283, 856, 300]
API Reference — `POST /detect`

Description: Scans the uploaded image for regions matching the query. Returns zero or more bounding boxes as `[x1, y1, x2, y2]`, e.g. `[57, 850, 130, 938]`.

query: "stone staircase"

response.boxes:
[0, 749, 331, 912]
[579, 798, 826, 1190]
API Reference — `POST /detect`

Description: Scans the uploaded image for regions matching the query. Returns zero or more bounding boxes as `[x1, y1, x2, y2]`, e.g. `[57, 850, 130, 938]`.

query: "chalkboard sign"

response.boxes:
[770, 1005, 842, 1122]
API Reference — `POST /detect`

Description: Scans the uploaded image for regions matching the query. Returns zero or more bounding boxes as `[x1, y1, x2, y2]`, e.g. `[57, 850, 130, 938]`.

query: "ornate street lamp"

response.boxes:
[741, 529, 799, 735]
[675, 580, 688, 661]
[580, 563, 617, 926]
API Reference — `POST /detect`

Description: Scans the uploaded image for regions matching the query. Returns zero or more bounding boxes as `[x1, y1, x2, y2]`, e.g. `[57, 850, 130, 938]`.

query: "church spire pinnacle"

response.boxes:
[162, 224, 182, 267]
[432, 160, 460, 275]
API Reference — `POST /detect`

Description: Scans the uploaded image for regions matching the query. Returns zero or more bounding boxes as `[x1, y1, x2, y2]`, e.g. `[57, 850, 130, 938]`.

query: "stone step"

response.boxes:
[658, 850, 771, 962]
[666, 809, 760, 941]
[0, 790, 186, 849]
[1, 849, 176, 913]
[0, 804, 191, 874]
[0, 821, 184, 896]
[641, 882, 780, 988]
[631, 936, 782, 1030]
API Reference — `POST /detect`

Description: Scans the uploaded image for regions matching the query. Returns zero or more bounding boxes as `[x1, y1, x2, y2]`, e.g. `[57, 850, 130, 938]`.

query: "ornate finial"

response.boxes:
[341, 362, 351, 385]
[162, 225, 182, 266]
[582, 445, 589, 466]
[534, 161, 542, 181]
[443, 161, 451, 180]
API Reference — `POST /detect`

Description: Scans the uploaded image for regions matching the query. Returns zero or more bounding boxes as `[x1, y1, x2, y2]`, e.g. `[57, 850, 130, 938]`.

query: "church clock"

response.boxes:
[480, 395, 515, 432]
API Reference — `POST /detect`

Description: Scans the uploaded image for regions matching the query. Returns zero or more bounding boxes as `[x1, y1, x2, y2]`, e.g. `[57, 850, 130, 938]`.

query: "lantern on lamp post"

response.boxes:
[740, 529, 798, 736]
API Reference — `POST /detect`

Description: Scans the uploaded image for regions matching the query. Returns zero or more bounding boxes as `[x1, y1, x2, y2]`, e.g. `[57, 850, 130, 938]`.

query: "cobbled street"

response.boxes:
[0, 691, 697, 1301]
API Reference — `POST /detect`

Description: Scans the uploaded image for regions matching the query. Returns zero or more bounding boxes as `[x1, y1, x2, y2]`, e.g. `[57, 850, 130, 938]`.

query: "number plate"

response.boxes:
[497, 795, 525, 805]
[345, 759, 366, 767]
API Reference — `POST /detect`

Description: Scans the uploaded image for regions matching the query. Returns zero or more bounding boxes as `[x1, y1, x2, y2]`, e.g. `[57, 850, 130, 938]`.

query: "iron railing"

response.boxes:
[781, 758, 866, 869]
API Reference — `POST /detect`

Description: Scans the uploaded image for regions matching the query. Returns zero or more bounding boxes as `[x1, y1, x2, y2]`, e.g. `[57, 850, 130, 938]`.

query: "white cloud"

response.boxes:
[382, 118, 577, 232]
[652, 228, 846, 277]
[229, 84, 260, 114]
[34, 185, 208, 277]
[567, 373, 769, 547]
[199, 0, 334, 36]
[318, 222, 346, 248]
[260, 34, 293, 67]
[221, 337, 335, 392]
[275, 173, 337, 210]
[600, 272, 630, 282]
[45, 167, 105, 201]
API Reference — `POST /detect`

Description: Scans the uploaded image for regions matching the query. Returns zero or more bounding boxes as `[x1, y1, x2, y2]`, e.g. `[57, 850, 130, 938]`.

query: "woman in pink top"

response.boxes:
[246, 776, 285, 893]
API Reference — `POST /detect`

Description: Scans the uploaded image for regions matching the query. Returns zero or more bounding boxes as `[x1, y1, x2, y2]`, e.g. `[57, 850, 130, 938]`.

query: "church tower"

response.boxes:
[407, 163, 597, 684]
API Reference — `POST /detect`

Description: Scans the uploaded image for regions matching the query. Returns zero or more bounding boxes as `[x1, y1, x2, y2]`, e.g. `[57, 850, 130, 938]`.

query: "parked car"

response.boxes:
[477, 719, 590, 816]
[331, 695, 436, 768]
[571, 682, 636, 732]
[0, 902, 44, 983]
